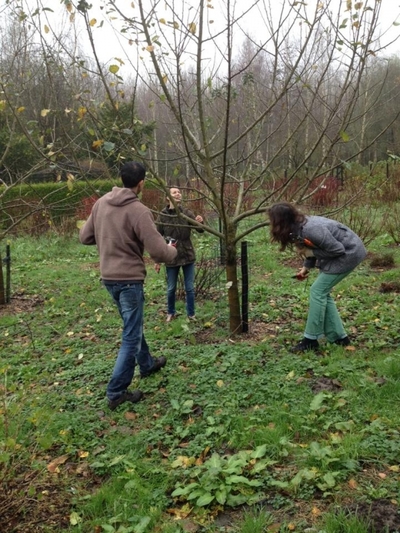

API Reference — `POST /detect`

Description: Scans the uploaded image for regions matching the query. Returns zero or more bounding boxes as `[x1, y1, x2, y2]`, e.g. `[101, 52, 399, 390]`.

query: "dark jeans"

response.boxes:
[103, 282, 154, 400]
[166, 262, 195, 317]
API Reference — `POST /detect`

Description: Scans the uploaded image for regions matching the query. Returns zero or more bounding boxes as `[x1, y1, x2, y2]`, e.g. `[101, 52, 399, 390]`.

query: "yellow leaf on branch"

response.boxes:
[77, 106, 87, 120]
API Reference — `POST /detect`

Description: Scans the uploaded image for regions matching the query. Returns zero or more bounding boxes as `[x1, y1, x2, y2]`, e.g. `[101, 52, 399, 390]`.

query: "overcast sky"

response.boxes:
[6, 0, 400, 69]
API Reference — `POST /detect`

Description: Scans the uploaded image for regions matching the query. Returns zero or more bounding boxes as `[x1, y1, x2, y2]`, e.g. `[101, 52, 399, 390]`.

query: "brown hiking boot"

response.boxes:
[108, 390, 143, 411]
[141, 356, 167, 378]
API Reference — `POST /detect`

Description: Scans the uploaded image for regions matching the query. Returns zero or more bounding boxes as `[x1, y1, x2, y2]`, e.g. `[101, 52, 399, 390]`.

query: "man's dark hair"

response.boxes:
[120, 161, 146, 188]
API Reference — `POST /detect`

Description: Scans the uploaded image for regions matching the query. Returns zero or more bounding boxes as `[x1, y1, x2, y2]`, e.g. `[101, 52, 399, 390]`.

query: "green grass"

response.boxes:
[1, 231, 399, 532]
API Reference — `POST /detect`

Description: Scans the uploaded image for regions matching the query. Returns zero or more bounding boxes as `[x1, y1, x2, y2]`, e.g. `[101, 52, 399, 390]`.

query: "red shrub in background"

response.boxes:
[75, 195, 100, 220]
[312, 176, 341, 207]
[269, 174, 341, 207]
[141, 188, 164, 212]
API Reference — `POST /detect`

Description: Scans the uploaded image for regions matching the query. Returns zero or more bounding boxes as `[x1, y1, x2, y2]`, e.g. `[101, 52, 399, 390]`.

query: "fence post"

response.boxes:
[241, 241, 249, 333]
[5, 243, 11, 304]
[218, 218, 226, 265]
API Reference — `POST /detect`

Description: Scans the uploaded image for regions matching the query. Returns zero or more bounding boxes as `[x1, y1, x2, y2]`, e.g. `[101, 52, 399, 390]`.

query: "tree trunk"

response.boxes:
[225, 239, 242, 334]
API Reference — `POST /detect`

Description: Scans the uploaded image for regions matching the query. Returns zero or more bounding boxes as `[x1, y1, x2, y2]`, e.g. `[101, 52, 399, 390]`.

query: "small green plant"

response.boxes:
[284, 439, 359, 496]
[321, 510, 371, 532]
[234, 507, 274, 533]
[171, 446, 275, 508]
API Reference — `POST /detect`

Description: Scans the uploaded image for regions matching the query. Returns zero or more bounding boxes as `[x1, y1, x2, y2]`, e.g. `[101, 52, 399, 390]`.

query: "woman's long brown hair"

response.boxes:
[267, 202, 306, 251]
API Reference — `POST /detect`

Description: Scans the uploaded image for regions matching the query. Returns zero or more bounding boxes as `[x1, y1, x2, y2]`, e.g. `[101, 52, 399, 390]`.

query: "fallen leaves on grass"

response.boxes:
[47, 454, 69, 473]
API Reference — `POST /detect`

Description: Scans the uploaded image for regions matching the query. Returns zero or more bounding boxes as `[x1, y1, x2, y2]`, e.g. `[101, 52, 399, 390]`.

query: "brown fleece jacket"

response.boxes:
[79, 187, 177, 281]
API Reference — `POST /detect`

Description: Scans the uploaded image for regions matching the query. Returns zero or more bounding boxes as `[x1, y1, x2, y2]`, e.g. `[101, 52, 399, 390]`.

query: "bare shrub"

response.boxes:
[3, 200, 54, 236]
[336, 205, 383, 246]
[176, 255, 225, 301]
[382, 202, 400, 245]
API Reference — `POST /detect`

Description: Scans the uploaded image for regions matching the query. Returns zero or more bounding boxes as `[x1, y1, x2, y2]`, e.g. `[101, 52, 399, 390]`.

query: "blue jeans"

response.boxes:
[104, 282, 154, 400]
[304, 270, 352, 342]
[166, 263, 195, 317]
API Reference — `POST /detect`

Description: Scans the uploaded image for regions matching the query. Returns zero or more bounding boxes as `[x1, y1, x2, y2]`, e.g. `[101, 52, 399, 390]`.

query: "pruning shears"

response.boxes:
[289, 233, 316, 248]
[292, 272, 308, 281]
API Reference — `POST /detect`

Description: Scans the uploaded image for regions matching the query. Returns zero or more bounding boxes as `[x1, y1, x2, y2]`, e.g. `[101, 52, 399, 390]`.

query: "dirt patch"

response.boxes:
[80, 261, 100, 271]
[194, 320, 281, 345]
[0, 293, 44, 317]
[369, 252, 396, 269]
[239, 321, 282, 343]
[310, 376, 343, 393]
[282, 256, 304, 270]
[1, 461, 104, 533]
[1, 471, 71, 532]
[379, 281, 400, 293]
[346, 498, 400, 532]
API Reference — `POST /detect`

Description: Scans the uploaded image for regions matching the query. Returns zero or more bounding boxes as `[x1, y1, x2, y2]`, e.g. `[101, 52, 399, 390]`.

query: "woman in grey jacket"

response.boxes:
[268, 202, 367, 352]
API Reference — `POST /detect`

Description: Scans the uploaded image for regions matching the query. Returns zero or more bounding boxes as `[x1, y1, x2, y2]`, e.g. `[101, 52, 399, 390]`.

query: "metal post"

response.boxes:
[5, 243, 11, 304]
[218, 218, 226, 265]
[241, 241, 248, 333]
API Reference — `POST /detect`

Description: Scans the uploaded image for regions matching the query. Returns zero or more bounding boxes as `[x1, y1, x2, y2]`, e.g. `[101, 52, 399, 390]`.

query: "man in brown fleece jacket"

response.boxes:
[79, 161, 177, 410]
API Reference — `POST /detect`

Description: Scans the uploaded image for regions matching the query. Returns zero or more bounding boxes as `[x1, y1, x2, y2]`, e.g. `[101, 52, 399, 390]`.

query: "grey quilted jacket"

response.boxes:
[298, 216, 367, 274]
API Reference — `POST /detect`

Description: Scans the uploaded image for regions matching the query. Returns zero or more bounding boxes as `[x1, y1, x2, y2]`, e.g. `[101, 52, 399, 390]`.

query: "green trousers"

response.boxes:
[304, 270, 352, 343]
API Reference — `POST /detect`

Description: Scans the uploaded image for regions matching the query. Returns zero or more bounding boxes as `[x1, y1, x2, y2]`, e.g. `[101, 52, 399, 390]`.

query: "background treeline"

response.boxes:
[1, 6, 400, 186]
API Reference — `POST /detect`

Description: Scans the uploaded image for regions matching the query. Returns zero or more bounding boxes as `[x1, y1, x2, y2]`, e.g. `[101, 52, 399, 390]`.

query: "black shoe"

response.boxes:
[108, 390, 143, 411]
[334, 336, 351, 346]
[290, 338, 319, 353]
[141, 356, 167, 378]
